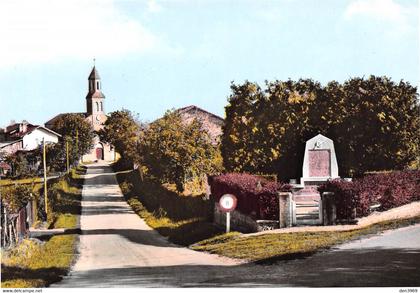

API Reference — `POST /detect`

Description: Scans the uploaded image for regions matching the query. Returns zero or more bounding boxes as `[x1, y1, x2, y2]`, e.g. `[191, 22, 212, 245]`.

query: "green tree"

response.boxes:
[221, 81, 263, 173]
[50, 114, 95, 165]
[221, 76, 419, 179]
[6, 152, 34, 177]
[98, 109, 141, 165]
[140, 111, 222, 192]
[45, 141, 67, 172]
[336, 76, 419, 176]
[222, 79, 323, 179]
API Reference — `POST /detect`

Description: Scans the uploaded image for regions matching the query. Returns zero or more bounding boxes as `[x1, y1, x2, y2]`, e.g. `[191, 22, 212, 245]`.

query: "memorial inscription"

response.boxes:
[308, 150, 330, 177]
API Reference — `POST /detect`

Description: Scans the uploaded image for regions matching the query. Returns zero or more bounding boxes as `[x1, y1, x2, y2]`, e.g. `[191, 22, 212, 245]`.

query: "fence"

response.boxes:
[1, 198, 37, 249]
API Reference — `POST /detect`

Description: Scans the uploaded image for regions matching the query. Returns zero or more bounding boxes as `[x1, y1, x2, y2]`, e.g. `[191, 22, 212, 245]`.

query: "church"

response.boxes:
[45, 66, 115, 162]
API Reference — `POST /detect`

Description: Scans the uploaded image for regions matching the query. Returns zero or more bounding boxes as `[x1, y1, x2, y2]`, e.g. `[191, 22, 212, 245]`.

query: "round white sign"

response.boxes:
[219, 194, 237, 212]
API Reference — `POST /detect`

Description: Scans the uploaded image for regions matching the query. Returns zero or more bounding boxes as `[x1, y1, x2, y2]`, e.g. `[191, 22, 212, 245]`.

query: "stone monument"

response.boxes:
[288, 134, 340, 226]
[301, 134, 339, 186]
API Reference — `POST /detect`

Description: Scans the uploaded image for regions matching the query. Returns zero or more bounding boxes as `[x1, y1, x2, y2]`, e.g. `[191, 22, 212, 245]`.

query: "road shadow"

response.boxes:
[55, 263, 268, 288]
[84, 165, 109, 170]
[279, 247, 420, 287]
[32, 227, 173, 248]
[81, 205, 135, 216]
[54, 247, 420, 287]
[82, 195, 125, 202]
[83, 173, 118, 185]
[81, 228, 174, 247]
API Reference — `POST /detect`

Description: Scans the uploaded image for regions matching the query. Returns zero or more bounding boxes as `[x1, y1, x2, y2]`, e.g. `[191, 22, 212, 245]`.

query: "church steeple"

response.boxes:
[86, 65, 105, 117]
[88, 66, 101, 93]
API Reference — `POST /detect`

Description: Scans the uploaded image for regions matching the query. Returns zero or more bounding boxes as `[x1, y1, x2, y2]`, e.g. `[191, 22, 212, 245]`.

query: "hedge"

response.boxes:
[318, 170, 420, 221]
[208, 173, 290, 220]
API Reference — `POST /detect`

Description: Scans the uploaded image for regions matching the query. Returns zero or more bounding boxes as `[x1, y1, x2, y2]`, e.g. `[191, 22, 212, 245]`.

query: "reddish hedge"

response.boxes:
[318, 170, 420, 221]
[208, 173, 290, 220]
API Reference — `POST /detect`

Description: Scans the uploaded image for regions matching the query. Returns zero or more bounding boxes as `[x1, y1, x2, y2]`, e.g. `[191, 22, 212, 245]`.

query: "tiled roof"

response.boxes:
[6, 125, 36, 139]
[85, 91, 105, 100]
[175, 105, 224, 122]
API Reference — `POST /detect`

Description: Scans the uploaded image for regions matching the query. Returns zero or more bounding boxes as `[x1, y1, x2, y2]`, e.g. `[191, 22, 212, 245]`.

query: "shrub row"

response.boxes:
[318, 170, 420, 221]
[208, 173, 290, 220]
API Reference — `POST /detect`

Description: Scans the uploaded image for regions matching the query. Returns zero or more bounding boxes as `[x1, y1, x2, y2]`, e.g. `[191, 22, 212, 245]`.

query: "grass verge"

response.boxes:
[1, 165, 86, 288]
[114, 165, 420, 263]
[0, 177, 44, 187]
[191, 216, 420, 263]
[115, 168, 223, 246]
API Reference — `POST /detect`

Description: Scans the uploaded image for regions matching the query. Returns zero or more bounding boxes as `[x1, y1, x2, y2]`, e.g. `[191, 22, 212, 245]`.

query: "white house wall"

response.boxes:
[22, 129, 59, 150]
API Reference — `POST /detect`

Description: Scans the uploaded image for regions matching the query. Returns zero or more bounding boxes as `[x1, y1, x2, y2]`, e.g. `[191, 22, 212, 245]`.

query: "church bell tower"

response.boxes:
[86, 65, 106, 130]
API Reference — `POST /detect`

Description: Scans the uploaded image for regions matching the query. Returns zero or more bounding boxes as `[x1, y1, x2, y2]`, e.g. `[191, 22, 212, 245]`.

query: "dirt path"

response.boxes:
[53, 162, 239, 288]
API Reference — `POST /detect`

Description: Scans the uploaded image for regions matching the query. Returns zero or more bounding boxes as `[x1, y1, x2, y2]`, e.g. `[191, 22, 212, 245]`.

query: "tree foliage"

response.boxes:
[1, 184, 33, 212]
[98, 109, 141, 165]
[222, 76, 419, 179]
[50, 113, 95, 165]
[5, 150, 43, 177]
[139, 111, 223, 192]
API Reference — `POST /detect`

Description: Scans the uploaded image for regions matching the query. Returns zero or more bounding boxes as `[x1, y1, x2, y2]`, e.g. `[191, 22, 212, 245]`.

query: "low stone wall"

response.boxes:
[214, 204, 258, 233]
[256, 220, 279, 231]
[214, 192, 295, 232]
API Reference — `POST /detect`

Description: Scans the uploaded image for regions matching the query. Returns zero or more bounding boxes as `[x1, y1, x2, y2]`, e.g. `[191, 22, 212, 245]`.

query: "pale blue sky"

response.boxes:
[0, 0, 418, 127]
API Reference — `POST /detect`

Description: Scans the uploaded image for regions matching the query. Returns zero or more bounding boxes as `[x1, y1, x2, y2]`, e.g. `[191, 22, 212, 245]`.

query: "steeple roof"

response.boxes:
[88, 66, 101, 80]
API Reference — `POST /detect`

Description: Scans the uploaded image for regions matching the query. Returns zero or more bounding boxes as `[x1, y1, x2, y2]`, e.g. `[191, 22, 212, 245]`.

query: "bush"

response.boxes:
[319, 170, 420, 221]
[1, 184, 33, 213]
[209, 173, 290, 220]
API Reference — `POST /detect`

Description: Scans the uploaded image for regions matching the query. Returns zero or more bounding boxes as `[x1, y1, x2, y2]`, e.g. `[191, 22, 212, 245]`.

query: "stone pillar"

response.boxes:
[278, 192, 291, 228]
[278, 192, 294, 227]
[292, 201, 296, 226]
[321, 192, 336, 225]
[318, 197, 323, 223]
[331, 200, 337, 225]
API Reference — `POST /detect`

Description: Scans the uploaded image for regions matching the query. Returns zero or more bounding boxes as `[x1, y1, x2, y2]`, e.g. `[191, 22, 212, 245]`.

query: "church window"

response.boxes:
[96, 102, 99, 112]
[97, 81, 100, 90]
[100, 102, 103, 111]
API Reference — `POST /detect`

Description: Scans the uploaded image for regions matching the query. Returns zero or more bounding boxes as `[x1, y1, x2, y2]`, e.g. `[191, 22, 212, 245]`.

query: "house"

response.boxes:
[0, 121, 61, 155]
[44, 66, 115, 162]
[173, 105, 224, 144]
[0, 122, 61, 176]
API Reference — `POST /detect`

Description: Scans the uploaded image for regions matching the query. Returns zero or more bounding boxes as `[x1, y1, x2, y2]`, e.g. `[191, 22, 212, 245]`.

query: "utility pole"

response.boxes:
[75, 129, 79, 166]
[42, 138, 48, 218]
[66, 137, 69, 173]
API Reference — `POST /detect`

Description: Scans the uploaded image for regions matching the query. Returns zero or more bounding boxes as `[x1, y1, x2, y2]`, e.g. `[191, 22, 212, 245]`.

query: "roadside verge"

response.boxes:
[1, 165, 86, 288]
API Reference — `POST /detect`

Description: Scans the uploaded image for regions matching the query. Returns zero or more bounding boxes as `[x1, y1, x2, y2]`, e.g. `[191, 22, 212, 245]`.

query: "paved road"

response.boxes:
[54, 162, 420, 287]
[54, 163, 240, 288]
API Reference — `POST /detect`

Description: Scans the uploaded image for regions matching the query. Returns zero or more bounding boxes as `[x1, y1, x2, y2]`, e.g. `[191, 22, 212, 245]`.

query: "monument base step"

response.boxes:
[296, 202, 319, 207]
[296, 219, 322, 226]
[293, 196, 321, 205]
[296, 208, 319, 215]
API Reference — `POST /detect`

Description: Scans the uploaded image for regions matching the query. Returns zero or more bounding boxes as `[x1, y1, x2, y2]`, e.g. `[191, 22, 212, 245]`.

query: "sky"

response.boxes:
[0, 0, 418, 127]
